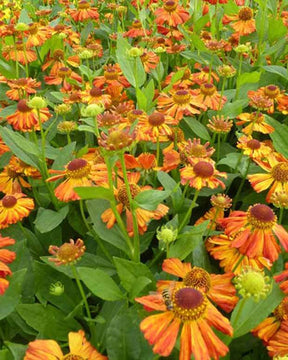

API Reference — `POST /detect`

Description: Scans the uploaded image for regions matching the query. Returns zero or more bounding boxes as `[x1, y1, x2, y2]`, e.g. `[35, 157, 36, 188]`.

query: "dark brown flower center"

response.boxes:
[62, 354, 85, 360]
[78, 0, 90, 9]
[90, 87, 102, 97]
[274, 299, 288, 321]
[164, 0, 177, 12]
[58, 67, 72, 78]
[172, 90, 191, 105]
[118, 183, 141, 207]
[104, 68, 119, 80]
[53, 49, 64, 60]
[183, 268, 211, 292]
[247, 139, 261, 150]
[247, 204, 276, 229]
[67, 158, 87, 171]
[171, 286, 207, 321]
[2, 195, 17, 208]
[66, 159, 90, 178]
[148, 112, 165, 126]
[193, 161, 214, 178]
[17, 99, 31, 112]
[238, 7, 253, 21]
[272, 162, 288, 182]
[264, 85, 280, 99]
[200, 83, 216, 96]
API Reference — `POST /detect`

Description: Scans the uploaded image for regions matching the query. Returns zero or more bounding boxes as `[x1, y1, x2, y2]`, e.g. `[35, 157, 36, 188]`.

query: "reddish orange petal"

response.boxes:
[162, 258, 192, 278]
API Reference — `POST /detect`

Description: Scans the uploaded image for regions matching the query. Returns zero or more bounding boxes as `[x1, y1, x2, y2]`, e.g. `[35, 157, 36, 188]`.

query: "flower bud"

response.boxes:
[28, 96, 47, 109]
[49, 281, 64, 296]
[15, 22, 29, 31]
[83, 104, 104, 117]
[127, 47, 143, 57]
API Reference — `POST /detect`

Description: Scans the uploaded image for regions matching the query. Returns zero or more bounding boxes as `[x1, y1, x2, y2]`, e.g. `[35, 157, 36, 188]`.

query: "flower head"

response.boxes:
[24, 329, 107, 360]
[218, 204, 288, 262]
[49, 238, 86, 266]
[234, 267, 271, 301]
[136, 258, 236, 360]
[207, 115, 233, 134]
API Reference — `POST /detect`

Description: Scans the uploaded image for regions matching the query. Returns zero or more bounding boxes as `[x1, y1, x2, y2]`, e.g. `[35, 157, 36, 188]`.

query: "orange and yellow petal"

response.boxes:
[162, 258, 192, 278]
[24, 339, 63, 360]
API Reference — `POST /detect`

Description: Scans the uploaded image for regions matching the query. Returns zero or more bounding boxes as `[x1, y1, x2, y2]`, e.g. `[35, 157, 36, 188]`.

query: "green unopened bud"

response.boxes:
[154, 46, 166, 54]
[157, 225, 177, 244]
[79, 49, 94, 59]
[55, 103, 72, 114]
[15, 22, 29, 31]
[127, 47, 143, 57]
[217, 64, 237, 78]
[83, 103, 104, 117]
[49, 281, 64, 296]
[235, 44, 250, 54]
[234, 268, 271, 302]
[28, 96, 47, 109]
[58, 32, 67, 39]
[57, 121, 77, 133]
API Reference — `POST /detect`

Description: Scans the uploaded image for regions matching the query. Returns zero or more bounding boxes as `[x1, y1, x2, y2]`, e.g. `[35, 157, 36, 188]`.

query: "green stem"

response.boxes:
[232, 254, 245, 273]
[105, 155, 134, 257]
[218, 78, 226, 112]
[178, 189, 200, 233]
[71, 264, 92, 321]
[79, 200, 113, 263]
[156, 135, 160, 167]
[235, 54, 243, 100]
[149, 250, 164, 269]
[119, 152, 140, 262]
[216, 133, 221, 162]
[232, 158, 251, 210]
[204, 208, 220, 242]
[279, 207, 284, 225]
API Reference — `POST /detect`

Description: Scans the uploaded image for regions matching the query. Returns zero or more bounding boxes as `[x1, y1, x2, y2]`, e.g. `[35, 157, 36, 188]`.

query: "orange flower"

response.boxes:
[140, 50, 159, 73]
[218, 204, 288, 262]
[25, 22, 52, 47]
[82, 86, 112, 107]
[49, 238, 86, 266]
[157, 89, 205, 121]
[24, 329, 107, 360]
[192, 64, 219, 85]
[101, 172, 169, 236]
[236, 112, 274, 135]
[237, 136, 271, 161]
[0, 193, 34, 229]
[44, 67, 82, 92]
[123, 19, 152, 38]
[180, 160, 227, 190]
[6, 78, 41, 101]
[93, 64, 130, 89]
[135, 258, 234, 360]
[194, 83, 227, 110]
[207, 115, 232, 134]
[0, 156, 31, 194]
[47, 158, 94, 202]
[206, 234, 271, 274]
[225, 7, 256, 36]
[69, 0, 99, 22]
[2, 42, 37, 65]
[6, 99, 51, 132]
[178, 138, 215, 164]
[248, 153, 288, 202]
[267, 321, 288, 357]
[0, 234, 16, 295]
[252, 297, 288, 343]
[248, 85, 285, 113]
[196, 207, 224, 230]
[154, 0, 190, 26]
[136, 111, 178, 142]
[274, 262, 288, 295]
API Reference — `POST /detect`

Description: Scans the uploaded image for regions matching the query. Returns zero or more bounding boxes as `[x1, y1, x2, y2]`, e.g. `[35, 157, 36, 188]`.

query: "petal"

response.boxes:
[153, 318, 181, 356]
[162, 258, 192, 278]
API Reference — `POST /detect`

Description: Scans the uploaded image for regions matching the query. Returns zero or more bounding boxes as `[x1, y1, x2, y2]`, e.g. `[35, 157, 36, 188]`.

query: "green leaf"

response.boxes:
[0, 269, 27, 320]
[5, 343, 27, 360]
[157, 171, 182, 212]
[221, 99, 249, 118]
[183, 117, 211, 140]
[169, 221, 209, 260]
[238, 71, 261, 87]
[262, 65, 288, 81]
[17, 304, 81, 340]
[34, 206, 69, 233]
[231, 281, 284, 338]
[114, 257, 154, 296]
[0, 127, 40, 168]
[78, 267, 124, 301]
[162, 69, 185, 93]
[74, 186, 114, 201]
[141, 79, 155, 112]
[51, 142, 75, 170]
[0, 60, 16, 79]
[116, 36, 146, 88]
[135, 190, 170, 211]
[266, 116, 288, 158]
[18, 8, 32, 24]
[106, 307, 154, 360]
[268, 18, 287, 43]
[86, 199, 130, 255]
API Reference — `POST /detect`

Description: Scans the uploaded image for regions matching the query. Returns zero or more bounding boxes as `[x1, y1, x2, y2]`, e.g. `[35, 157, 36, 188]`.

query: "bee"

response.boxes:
[161, 282, 176, 311]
